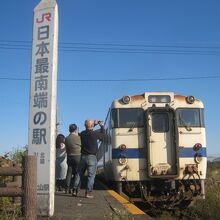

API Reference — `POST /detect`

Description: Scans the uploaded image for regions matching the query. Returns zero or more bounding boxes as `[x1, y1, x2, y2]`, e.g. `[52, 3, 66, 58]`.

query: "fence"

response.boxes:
[0, 155, 37, 220]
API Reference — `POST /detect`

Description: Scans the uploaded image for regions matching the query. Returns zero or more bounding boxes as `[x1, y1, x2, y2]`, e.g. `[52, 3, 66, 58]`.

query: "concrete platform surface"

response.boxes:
[37, 179, 152, 220]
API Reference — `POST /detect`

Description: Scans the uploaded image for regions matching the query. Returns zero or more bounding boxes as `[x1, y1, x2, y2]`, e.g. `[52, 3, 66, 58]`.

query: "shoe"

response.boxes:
[65, 187, 72, 194]
[85, 192, 94, 199]
[58, 186, 62, 191]
[72, 189, 77, 197]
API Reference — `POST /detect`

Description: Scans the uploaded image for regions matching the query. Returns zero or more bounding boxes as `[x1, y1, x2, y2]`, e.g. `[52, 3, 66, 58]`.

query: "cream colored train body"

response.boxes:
[98, 92, 206, 207]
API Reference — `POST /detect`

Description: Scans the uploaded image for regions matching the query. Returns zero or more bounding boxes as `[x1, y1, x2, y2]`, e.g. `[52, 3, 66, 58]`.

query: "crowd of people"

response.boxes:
[55, 119, 105, 199]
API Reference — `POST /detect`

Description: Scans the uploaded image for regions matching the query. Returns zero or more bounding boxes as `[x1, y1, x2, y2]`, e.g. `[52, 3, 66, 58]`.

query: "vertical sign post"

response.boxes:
[28, 0, 58, 216]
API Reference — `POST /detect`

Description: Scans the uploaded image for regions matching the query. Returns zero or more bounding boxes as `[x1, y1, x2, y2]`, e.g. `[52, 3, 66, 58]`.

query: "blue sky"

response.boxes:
[0, 0, 219, 156]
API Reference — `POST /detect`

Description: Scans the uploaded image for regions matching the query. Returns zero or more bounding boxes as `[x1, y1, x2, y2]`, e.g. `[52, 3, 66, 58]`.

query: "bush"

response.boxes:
[8, 146, 27, 164]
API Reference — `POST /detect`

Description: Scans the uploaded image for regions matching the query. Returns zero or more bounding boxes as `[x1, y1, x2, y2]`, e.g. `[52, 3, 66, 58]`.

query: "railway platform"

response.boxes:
[38, 178, 152, 220]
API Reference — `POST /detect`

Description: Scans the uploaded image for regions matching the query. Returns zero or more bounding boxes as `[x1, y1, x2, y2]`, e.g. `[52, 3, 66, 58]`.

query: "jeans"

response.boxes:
[73, 154, 97, 193]
[66, 155, 80, 189]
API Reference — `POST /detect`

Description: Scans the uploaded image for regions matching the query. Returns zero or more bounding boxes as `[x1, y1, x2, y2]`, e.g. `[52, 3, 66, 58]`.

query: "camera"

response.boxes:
[94, 120, 103, 125]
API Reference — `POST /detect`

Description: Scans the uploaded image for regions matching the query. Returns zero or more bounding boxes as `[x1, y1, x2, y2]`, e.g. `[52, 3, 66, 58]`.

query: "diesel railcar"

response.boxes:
[97, 92, 206, 208]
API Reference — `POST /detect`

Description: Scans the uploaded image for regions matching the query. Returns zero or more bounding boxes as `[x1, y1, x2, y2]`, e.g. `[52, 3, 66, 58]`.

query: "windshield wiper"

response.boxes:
[179, 116, 192, 131]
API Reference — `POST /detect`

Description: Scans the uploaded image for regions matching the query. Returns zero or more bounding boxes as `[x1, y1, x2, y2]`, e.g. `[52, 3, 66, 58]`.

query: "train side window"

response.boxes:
[152, 112, 169, 132]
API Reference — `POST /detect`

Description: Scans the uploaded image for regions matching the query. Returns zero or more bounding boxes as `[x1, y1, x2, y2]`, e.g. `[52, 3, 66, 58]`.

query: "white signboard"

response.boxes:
[28, 0, 58, 216]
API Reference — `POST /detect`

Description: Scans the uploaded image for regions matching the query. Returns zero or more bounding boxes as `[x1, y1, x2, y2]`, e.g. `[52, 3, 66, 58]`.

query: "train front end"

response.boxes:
[108, 92, 207, 208]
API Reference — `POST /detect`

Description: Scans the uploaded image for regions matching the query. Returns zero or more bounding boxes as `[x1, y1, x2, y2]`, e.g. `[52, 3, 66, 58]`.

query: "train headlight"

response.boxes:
[186, 95, 195, 104]
[118, 155, 128, 165]
[119, 144, 127, 151]
[194, 153, 203, 163]
[194, 143, 202, 151]
[122, 96, 131, 104]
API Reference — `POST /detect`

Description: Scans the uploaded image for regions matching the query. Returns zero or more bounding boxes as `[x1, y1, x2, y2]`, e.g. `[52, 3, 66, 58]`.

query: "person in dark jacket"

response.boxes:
[65, 124, 81, 194]
[72, 119, 105, 198]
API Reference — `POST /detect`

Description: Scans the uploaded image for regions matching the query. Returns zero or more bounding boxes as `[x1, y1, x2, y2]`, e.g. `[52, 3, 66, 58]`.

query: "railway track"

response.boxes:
[97, 176, 196, 219]
[133, 201, 196, 219]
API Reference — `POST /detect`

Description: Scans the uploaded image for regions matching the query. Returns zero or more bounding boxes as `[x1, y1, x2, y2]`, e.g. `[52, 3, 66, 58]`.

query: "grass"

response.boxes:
[0, 197, 22, 220]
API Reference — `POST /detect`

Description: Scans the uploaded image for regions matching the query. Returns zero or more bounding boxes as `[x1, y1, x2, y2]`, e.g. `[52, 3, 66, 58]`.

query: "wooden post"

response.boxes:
[22, 155, 37, 220]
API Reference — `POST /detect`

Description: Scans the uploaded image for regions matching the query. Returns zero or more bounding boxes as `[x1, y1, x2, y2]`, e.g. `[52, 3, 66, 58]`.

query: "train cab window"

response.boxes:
[176, 108, 205, 127]
[111, 108, 144, 128]
[152, 112, 169, 132]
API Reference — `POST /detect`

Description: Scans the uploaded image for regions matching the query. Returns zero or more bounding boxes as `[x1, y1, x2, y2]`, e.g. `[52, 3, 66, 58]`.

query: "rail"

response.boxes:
[0, 155, 37, 220]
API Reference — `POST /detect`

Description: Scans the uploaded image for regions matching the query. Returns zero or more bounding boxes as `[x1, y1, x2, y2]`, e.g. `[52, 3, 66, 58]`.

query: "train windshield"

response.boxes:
[176, 108, 205, 127]
[111, 108, 144, 128]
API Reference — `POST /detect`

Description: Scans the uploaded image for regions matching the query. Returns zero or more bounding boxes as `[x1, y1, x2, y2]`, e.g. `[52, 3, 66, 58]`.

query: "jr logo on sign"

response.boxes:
[37, 13, 51, 23]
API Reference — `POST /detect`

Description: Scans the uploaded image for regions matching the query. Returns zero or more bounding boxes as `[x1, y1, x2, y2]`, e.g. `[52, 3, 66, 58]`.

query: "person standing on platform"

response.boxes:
[55, 134, 67, 191]
[65, 124, 81, 194]
[72, 119, 105, 198]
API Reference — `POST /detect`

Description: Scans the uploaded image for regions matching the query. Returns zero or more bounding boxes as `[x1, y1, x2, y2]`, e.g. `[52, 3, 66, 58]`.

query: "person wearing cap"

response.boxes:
[65, 124, 81, 194]
[72, 119, 105, 198]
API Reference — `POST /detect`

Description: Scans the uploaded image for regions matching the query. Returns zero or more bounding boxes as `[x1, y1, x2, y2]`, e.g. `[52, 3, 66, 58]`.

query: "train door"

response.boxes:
[147, 109, 177, 177]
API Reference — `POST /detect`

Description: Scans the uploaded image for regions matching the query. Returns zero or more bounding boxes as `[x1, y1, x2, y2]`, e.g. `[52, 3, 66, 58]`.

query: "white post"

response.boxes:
[28, 0, 58, 216]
